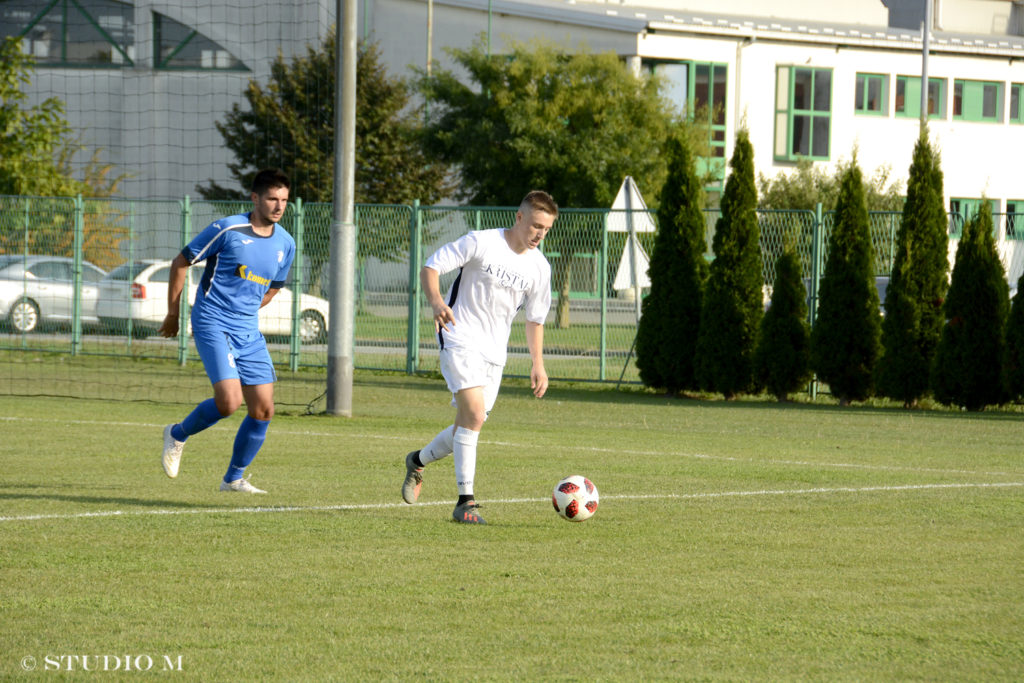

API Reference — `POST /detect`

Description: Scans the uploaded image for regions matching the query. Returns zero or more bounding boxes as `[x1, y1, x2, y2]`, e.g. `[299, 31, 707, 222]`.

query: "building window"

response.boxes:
[855, 73, 888, 115]
[895, 76, 945, 119]
[2, 0, 134, 66]
[1007, 201, 1024, 240]
[1011, 84, 1024, 124]
[949, 198, 999, 238]
[154, 13, 246, 70]
[953, 80, 1004, 122]
[775, 66, 832, 161]
[644, 60, 728, 189]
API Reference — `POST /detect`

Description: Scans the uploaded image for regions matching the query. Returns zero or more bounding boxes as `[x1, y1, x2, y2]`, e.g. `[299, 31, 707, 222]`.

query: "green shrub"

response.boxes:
[810, 160, 880, 404]
[876, 130, 949, 406]
[1002, 273, 1024, 400]
[695, 130, 762, 399]
[931, 202, 1009, 410]
[636, 135, 707, 394]
[754, 249, 811, 401]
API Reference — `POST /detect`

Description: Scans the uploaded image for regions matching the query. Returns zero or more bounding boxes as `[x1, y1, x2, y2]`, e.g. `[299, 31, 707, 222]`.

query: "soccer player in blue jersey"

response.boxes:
[158, 168, 296, 493]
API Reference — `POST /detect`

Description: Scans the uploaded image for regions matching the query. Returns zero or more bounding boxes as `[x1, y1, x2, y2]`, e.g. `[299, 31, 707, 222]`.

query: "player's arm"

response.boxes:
[260, 288, 281, 308]
[421, 265, 455, 332]
[526, 320, 548, 398]
[158, 253, 190, 337]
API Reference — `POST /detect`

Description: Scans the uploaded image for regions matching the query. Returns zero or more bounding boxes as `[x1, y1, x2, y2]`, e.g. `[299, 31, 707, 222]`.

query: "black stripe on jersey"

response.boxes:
[199, 254, 218, 296]
[438, 268, 463, 350]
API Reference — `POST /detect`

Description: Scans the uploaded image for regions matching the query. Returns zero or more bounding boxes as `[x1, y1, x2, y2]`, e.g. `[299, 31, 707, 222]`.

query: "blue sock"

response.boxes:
[224, 416, 270, 483]
[172, 398, 224, 441]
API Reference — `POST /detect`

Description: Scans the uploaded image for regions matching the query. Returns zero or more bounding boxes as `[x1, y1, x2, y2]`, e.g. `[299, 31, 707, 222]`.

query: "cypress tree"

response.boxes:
[695, 129, 762, 399]
[635, 135, 708, 395]
[809, 160, 881, 405]
[876, 129, 949, 406]
[931, 202, 1009, 410]
[1003, 273, 1024, 401]
[754, 248, 811, 401]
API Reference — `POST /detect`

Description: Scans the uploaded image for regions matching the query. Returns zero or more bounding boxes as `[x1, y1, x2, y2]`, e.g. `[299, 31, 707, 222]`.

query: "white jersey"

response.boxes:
[425, 228, 552, 366]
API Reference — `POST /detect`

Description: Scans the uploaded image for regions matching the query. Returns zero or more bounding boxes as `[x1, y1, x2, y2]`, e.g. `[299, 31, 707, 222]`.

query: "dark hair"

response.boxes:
[251, 168, 290, 196]
[520, 190, 558, 218]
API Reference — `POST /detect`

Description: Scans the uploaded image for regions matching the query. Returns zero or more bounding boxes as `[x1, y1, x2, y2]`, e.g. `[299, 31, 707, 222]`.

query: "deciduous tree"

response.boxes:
[420, 37, 678, 326]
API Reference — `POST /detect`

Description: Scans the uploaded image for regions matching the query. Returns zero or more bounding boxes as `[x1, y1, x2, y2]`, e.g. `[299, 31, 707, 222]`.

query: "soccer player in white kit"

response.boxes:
[402, 191, 558, 524]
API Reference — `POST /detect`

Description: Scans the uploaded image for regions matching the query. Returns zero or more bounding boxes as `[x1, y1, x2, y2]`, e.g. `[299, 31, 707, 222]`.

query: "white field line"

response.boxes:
[1, 416, 1020, 479]
[0, 482, 1021, 524]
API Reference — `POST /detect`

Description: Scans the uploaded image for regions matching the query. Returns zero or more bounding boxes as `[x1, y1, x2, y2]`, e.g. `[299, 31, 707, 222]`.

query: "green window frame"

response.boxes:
[3, 0, 134, 67]
[953, 79, 1004, 122]
[1011, 84, 1024, 124]
[1007, 201, 1024, 240]
[895, 76, 945, 119]
[949, 198, 1000, 238]
[644, 59, 728, 190]
[153, 12, 247, 71]
[855, 73, 888, 115]
[774, 65, 832, 161]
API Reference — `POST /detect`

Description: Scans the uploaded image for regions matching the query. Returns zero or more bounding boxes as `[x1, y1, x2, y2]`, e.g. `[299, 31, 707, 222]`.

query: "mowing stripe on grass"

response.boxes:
[2, 416, 1021, 478]
[1, 482, 1021, 524]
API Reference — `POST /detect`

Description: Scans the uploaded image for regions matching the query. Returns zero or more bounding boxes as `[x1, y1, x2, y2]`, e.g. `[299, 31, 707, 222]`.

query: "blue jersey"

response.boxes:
[182, 213, 296, 333]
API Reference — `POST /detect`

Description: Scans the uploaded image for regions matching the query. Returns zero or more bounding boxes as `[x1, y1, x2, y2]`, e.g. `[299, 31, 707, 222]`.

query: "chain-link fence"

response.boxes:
[2, 196, 1022, 405]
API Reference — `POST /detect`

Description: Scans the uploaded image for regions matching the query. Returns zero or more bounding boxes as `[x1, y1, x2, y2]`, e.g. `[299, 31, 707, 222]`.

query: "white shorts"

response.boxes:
[440, 347, 503, 416]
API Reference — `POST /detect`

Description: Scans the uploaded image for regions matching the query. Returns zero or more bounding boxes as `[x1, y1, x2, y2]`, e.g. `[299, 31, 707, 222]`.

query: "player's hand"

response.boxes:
[531, 365, 548, 398]
[430, 301, 455, 333]
[158, 313, 179, 338]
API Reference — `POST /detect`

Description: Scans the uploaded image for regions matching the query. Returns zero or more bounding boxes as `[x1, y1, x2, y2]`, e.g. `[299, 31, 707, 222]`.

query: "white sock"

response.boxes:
[419, 425, 454, 465]
[452, 426, 479, 497]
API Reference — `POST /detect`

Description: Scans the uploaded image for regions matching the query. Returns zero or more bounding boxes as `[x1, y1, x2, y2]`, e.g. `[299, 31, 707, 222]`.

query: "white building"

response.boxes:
[5, 0, 1024, 239]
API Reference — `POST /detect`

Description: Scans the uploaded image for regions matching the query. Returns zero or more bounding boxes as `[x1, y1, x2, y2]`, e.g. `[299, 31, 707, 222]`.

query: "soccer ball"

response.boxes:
[552, 475, 599, 522]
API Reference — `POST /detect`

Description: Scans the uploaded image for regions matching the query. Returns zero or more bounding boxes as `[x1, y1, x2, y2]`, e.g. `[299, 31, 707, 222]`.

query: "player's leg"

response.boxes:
[402, 423, 452, 504]
[450, 365, 502, 523]
[162, 326, 240, 478]
[220, 332, 276, 493]
[452, 384, 486, 505]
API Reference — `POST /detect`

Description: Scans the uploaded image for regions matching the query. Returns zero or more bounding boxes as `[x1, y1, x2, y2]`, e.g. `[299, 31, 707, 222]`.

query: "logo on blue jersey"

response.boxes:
[235, 264, 271, 286]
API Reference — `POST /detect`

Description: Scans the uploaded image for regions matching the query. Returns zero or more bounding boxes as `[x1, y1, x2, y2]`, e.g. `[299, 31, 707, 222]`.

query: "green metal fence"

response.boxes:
[0, 195, 1018, 406]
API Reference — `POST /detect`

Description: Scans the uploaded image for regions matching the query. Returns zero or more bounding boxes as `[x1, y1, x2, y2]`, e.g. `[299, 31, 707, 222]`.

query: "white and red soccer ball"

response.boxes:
[552, 475, 599, 522]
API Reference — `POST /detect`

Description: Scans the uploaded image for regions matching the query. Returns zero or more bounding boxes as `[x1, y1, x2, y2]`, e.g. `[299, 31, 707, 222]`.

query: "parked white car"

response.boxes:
[0, 254, 107, 333]
[96, 259, 329, 343]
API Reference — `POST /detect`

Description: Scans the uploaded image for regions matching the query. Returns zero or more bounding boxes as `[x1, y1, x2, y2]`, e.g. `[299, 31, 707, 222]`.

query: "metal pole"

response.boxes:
[920, 0, 931, 128]
[624, 178, 642, 326]
[326, 0, 358, 416]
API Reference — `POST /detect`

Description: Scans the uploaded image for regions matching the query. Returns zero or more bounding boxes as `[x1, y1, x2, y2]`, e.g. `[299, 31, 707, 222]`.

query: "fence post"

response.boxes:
[288, 197, 304, 373]
[406, 200, 422, 374]
[177, 196, 191, 366]
[599, 211, 609, 381]
[808, 203, 824, 400]
[71, 194, 84, 356]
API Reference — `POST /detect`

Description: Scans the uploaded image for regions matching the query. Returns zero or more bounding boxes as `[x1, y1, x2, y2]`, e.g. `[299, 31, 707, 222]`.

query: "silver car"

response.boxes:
[0, 255, 107, 333]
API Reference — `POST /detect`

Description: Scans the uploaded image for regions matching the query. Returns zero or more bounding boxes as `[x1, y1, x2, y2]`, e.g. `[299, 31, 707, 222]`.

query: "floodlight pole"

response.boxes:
[920, 0, 931, 129]
[326, 0, 358, 416]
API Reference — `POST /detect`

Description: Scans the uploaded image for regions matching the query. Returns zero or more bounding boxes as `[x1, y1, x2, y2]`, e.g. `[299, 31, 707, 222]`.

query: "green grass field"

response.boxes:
[2, 374, 1023, 680]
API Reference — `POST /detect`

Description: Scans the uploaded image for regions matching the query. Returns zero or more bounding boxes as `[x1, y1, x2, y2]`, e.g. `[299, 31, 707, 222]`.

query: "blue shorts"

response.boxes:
[193, 323, 277, 387]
